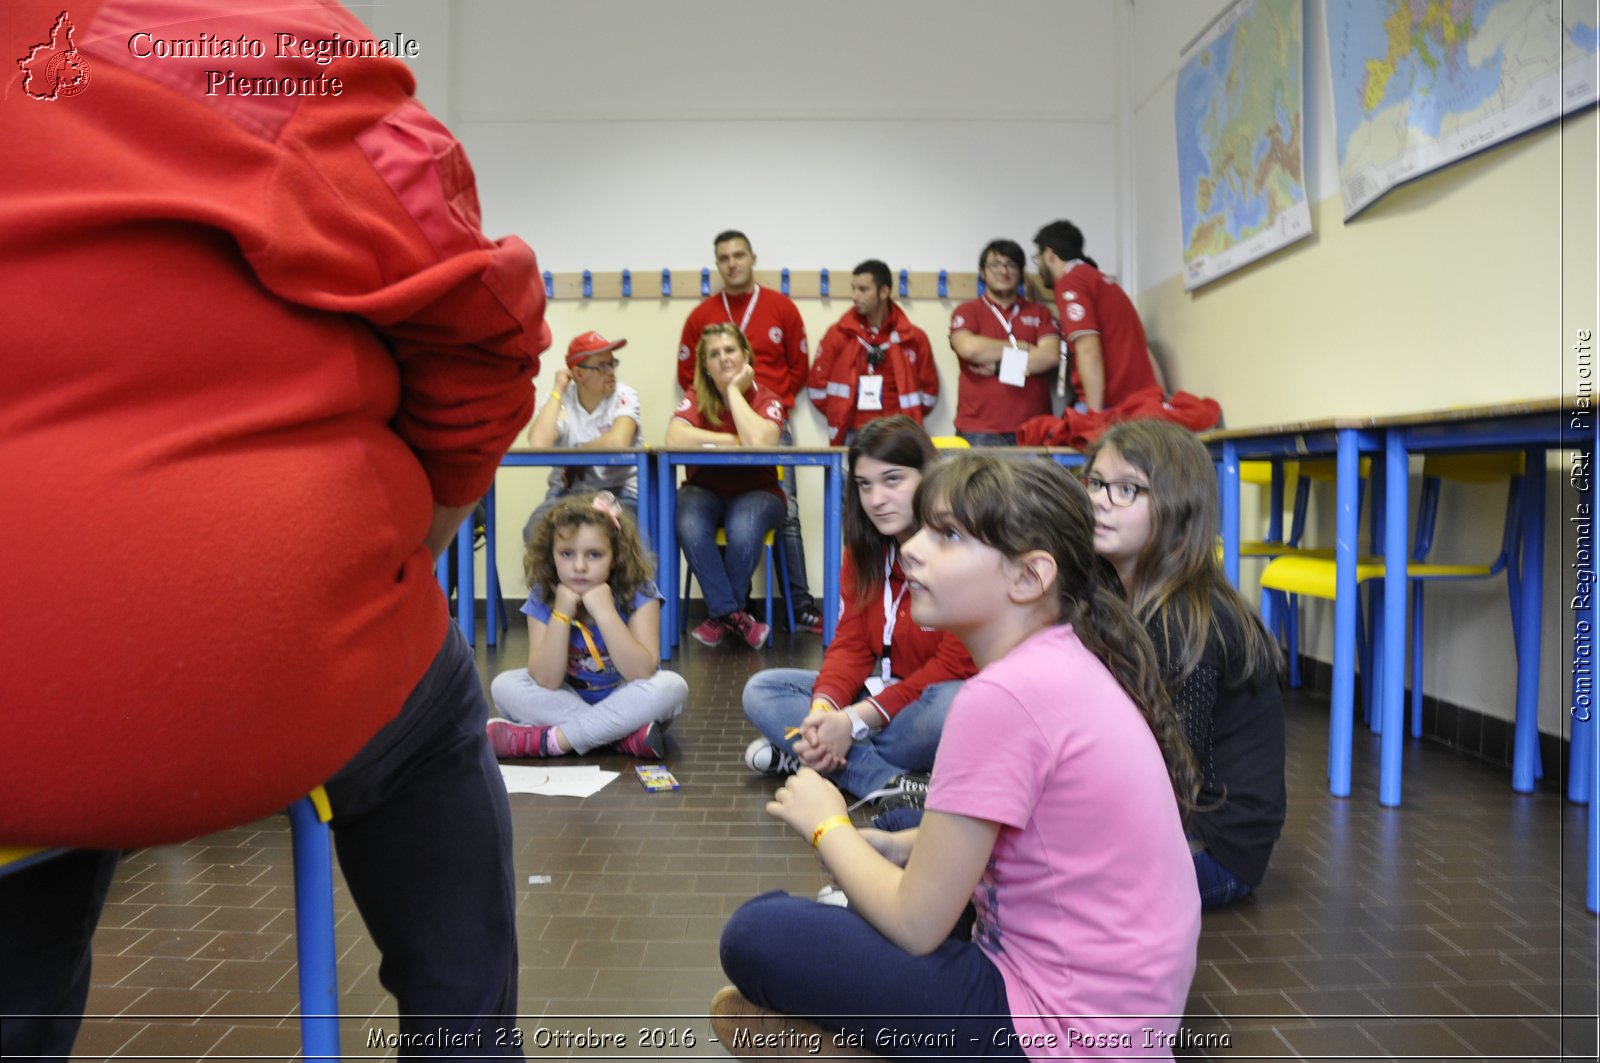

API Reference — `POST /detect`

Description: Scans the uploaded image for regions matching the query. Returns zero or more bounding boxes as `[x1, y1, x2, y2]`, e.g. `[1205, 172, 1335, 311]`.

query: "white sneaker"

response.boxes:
[743, 737, 798, 776]
[816, 884, 849, 907]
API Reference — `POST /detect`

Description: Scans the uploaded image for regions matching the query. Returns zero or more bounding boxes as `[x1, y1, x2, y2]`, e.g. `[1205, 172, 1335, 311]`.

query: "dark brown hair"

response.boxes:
[1084, 420, 1280, 686]
[845, 416, 940, 606]
[915, 455, 1200, 812]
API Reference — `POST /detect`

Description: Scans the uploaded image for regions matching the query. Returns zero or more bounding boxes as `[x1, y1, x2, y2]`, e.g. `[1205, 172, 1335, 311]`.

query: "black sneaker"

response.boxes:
[792, 606, 823, 635]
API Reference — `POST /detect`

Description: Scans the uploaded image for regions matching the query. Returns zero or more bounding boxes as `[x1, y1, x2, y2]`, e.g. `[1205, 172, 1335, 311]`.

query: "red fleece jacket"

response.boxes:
[0, 0, 549, 847]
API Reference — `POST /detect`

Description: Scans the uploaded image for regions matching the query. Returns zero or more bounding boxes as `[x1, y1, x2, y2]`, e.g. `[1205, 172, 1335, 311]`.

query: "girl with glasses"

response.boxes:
[1083, 420, 1286, 908]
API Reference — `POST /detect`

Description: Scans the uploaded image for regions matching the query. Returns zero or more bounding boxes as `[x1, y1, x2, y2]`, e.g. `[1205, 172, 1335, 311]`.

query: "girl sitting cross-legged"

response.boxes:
[740, 415, 976, 804]
[488, 491, 686, 759]
[714, 455, 1201, 1060]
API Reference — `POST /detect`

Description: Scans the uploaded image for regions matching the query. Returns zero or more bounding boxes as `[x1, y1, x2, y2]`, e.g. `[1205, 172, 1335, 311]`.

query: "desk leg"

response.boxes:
[1379, 432, 1408, 807]
[658, 452, 676, 663]
[1589, 431, 1599, 912]
[1329, 429, 1360, 798]
[485, 483, 501, 649]
[823, 457, 840, 644]
[636, 451, 653, 565]
[1221, 440, 1241, 589]
[456, 518, 475, 647]
[1511, 447, 1545, 793]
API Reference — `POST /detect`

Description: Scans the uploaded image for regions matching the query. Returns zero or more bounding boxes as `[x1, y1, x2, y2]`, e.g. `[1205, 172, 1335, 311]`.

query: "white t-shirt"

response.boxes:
[536, 382, 642, 493]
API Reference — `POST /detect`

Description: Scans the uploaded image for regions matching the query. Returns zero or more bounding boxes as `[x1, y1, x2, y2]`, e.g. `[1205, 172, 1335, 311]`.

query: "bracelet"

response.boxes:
[811, 815, 852, 849]
[548, 610, 573, 626]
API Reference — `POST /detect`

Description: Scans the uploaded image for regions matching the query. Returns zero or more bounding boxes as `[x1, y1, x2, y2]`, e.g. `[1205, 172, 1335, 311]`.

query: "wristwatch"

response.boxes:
[845, 708, 870, 741]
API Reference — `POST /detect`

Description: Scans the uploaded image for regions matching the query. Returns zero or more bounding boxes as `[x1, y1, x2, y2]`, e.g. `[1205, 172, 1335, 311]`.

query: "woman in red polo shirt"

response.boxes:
[667, 323, 790, 650]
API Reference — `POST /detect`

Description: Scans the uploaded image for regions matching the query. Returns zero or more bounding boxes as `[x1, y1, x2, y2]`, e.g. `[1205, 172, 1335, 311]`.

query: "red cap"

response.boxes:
[566, 330, 627, 368]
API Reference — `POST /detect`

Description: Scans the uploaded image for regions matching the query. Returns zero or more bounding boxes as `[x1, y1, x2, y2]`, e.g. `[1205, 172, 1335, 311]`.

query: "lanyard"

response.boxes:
[880, 546, 909, 680]
[855, 335, 885, 374]
[983, 298, 1019, 343]
[722, 284, 761, 334]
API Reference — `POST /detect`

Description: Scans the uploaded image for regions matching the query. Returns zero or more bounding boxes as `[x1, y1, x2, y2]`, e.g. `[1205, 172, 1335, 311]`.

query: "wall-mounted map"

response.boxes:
[1326, 0, 1599, 220]
[1177, 0, 1311, 291]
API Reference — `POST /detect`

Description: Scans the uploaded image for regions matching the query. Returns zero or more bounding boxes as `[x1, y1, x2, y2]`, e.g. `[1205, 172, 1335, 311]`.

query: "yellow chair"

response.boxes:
[929, 435, 970, 450]
[1240, 459, 1369, 687]
[1260, 451, 1525, 747]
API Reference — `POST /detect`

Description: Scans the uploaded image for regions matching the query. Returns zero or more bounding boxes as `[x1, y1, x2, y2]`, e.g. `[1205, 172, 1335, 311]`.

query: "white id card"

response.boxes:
[998, 345, 1028, 388]
[864, 675, 886, 696]
[857, 374, 884, 411]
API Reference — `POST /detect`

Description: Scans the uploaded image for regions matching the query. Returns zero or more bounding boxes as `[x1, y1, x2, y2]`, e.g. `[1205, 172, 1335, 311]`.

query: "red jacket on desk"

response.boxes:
[807, 302, 938, 443]
[1, 0, 547, 846]
[811, 550, 976, 721]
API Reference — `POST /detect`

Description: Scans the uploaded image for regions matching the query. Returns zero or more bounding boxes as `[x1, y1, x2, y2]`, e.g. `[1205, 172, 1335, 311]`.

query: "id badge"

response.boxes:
[998, 345, 1028, 388]
[857, 374, 884, 411]
[864, 675, 886, 696]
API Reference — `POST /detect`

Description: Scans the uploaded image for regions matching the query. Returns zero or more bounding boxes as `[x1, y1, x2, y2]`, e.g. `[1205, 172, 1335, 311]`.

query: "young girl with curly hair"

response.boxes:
[488, 491, 685, 758]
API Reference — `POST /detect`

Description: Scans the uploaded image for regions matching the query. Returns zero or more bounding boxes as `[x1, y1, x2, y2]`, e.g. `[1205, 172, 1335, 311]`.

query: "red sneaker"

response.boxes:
[486, 719, 553, 758]
[690, 615, 727, 647]
[726, 610, 770, 649]
[615, 722, 666, 758]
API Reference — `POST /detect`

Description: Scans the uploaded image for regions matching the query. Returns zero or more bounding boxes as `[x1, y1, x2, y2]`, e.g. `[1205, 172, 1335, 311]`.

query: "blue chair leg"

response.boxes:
[1285, 593, 1303, 688]
[286, 791, 340, 1062]
[775, 532, 795, 636]
[1410, 583, 1425, 738]
[1355, 595, 1374, 730]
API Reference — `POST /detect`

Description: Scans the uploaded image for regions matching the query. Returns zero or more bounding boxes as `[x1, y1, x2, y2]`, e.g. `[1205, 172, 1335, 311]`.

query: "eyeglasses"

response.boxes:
[575, 359, 620, 374]
[1080, 475, 1149, 507]
[983, 259, 1020, 273]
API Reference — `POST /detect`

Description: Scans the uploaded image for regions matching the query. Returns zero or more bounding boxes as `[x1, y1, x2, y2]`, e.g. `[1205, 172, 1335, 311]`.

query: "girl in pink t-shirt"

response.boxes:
[715, 455, 1202, 1059]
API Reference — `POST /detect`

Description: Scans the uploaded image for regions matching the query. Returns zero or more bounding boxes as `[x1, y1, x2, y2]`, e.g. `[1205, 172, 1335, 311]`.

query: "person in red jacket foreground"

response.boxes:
[807, 259, 938, 445]
[741, 417, 976, 800]
[0, 2, 548, 1057]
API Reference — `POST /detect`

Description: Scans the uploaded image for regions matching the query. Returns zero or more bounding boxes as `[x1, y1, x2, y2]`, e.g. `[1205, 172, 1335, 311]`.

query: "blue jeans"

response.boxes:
[956, 430, 1018, 447]
[677, 484, 786, 618]
[777, 422, 814, 613]
[720, 892, 1024, 1058]
[743, 668, 960, 798]
[1192, 845, 1252, 908]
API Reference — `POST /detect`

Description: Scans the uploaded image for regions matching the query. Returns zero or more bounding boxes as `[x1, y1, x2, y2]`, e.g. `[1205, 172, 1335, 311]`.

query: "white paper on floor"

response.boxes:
[499, 764, 619, 798]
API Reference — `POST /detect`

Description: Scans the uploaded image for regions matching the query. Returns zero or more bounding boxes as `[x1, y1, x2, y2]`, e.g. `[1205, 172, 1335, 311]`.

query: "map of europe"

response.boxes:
[1326, 0, 1599, 218]
[1177, 0, 1311, 290]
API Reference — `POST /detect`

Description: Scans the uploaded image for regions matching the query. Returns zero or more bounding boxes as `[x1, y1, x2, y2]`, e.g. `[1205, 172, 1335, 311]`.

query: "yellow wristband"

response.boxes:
[548, 610, 573, 626]
[810, 815, 852, 849]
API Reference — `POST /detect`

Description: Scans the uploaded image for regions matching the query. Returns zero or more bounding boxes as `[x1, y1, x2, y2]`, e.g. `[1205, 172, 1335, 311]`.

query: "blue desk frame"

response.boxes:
[654, 447, 844, 662]
[1211, 402, 1598, 912]
[439, 449, 652, 647]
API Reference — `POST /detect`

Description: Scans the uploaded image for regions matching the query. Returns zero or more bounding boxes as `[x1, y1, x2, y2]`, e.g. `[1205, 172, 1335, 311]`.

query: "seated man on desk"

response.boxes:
[522, 330, 644, 543]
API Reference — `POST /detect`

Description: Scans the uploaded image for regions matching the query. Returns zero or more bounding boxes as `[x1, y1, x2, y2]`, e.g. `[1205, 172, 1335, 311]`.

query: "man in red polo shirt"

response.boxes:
[1033, 220, 1161, 412]
[808, 259, 937, 445]
[677, 230, 820, 632]
[948, 239, 1062, 445]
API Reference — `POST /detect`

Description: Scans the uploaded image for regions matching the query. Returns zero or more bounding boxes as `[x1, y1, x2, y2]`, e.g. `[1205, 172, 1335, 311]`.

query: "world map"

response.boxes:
[1176, 0, 1311, 291]
[1326, 0, 1599, 218]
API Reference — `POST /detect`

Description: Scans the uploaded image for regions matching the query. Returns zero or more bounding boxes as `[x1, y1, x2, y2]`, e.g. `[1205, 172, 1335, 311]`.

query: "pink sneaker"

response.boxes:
[690, 615, 727, 647]
[726, 610, 770, 649]
[615, 722, 666, 758]
[487, 719, 552, 758]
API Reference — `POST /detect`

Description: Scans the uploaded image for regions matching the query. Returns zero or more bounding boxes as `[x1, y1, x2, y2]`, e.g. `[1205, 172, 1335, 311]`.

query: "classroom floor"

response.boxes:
[67, 621, 1598, 1061]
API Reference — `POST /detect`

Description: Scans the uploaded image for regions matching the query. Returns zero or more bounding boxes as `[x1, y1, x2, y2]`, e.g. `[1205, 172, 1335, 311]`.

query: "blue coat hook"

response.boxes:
[977, 277, 986, 297]
[781, 268, 790, 296]
[937, 270, 948, 299]
[700, 268, 711, 296]
[581, 270, 592, 299]
[542, 271, 553, 298]
[621, 269, 632, 297]
[819, 268, 829, 297]
[898, 269, 908, 298]
[661, 269, 671, 297]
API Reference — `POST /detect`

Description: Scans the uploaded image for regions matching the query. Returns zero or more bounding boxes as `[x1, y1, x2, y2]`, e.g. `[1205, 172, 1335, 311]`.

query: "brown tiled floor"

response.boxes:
[67, 620, 1599, 1060]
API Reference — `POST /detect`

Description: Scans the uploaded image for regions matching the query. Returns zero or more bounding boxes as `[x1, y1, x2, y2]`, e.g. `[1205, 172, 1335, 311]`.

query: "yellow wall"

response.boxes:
[1136, 110, 1597, 737]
